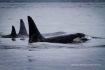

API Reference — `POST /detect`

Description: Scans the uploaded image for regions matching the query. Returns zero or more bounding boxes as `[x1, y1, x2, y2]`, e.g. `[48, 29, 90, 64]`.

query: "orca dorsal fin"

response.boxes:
[10, 25, 17, 37]
[28, 16, 45, 43]
[18, 19, 28, 36]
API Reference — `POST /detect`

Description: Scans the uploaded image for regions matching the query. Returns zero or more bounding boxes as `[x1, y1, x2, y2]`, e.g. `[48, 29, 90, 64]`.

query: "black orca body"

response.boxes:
[2, 26, 18, 38]
[28, 16, 88, 43]
[18, 19, 28, 37]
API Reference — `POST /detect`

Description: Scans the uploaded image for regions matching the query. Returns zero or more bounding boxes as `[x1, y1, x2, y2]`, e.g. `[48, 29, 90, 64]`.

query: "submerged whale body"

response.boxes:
[28, 16, 88, 43]
[2, 26, 18, 38]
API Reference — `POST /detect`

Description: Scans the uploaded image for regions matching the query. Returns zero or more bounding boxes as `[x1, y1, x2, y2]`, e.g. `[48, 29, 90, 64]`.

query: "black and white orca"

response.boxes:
[2, 25, 18, 38]
[28, 16, 88, 43]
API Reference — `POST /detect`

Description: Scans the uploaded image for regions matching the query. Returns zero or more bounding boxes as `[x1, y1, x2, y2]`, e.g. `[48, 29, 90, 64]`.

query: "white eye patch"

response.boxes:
[73, 37, 82, 43]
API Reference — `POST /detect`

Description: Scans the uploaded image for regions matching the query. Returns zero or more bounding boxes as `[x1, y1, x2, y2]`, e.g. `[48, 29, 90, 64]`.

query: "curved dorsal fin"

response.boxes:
[10, 25, 17, 37]
[28, 16, 44, 43]
[18, 19, 28, 36]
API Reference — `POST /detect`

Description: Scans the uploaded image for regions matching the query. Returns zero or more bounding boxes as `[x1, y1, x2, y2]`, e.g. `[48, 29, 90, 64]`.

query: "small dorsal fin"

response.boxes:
[18, 19, 28, 36]
[10, 25, 17, 37]
[28, 16, 44, 43]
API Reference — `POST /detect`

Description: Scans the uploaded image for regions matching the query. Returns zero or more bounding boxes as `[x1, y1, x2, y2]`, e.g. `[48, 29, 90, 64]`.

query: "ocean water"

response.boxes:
[0, 2, 105, 70]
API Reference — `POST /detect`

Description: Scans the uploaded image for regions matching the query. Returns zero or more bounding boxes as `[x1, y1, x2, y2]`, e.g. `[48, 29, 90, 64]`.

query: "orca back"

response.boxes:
[2, 25, 17, 38]
[27, 16, 88, 43]
[18, 19, 28, 36]
[11, 25, 17, 37]
[28, 16, 45, 43]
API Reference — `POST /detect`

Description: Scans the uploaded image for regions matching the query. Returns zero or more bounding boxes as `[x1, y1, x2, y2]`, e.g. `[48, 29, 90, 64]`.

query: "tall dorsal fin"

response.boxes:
[10, 25, 17, 37]
[18, 19, 28, 36]
[28, 16, 45, 43]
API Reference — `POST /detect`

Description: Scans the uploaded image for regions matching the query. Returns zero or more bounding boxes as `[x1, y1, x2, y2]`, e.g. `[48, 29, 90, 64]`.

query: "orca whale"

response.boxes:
[1, 19, 28, 39]
[18, 19, 28, 37]
[2, 25, 18, 38]
[28, 16, 88, 43]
